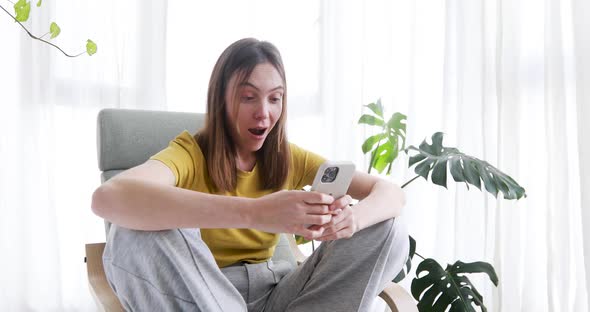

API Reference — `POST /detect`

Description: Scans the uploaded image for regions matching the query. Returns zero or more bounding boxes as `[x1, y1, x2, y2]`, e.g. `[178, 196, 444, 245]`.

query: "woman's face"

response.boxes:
[225, 62, 284, 158]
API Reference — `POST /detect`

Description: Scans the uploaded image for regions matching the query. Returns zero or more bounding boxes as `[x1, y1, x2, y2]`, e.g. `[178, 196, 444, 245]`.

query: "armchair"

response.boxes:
[85, 108, 417, 312]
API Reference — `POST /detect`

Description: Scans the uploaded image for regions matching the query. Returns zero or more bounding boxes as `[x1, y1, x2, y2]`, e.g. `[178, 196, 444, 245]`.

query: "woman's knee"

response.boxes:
[103, 225, 200, 266]
[364, 217, 409, 257]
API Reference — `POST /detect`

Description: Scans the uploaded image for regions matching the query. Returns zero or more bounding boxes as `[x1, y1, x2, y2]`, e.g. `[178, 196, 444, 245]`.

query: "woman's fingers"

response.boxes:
[329, 194, 353, 211]
[296, 225, 325, 240]
[304, 214, 332, 226]
[316, 206, 356, 240]
[315, 226, 354, 241]
[305, 204, 331, 215]
[303, 191, 334, 205]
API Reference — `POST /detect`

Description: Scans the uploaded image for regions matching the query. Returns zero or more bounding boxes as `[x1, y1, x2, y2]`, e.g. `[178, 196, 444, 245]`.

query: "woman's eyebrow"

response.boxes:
[239, 82, 284, 92]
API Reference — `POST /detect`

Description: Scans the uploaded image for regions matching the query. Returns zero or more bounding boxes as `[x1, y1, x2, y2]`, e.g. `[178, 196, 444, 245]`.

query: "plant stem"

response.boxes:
[401, 174, 421, 189]
[414, 252, 425, 260]
[0, 4, 79, 57]
[368, 140, 381, 174]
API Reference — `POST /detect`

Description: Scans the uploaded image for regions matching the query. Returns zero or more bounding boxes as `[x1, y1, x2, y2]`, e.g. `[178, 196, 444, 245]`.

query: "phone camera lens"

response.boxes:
[321, 167, 339, 183]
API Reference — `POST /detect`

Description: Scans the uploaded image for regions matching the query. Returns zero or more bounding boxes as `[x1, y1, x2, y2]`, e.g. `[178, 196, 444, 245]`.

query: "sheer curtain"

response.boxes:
[320, 0, 589, 311]
[2, 0, 589, 311]
[0, 0, 167, 310]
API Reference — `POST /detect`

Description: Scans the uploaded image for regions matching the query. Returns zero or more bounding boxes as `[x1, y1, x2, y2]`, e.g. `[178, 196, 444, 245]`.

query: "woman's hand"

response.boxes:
[309, 194, 359, 241]
[252, 190, 335, 239]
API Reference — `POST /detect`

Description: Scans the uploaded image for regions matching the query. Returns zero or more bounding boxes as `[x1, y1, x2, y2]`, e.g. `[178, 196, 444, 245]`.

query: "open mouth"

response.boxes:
[248, 127, 267, 136]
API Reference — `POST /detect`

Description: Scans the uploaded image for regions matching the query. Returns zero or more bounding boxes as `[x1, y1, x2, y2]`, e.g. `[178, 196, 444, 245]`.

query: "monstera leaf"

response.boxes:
[392, 235, 416, 282]
[358, 99, 407, 175]
[406, 132, 526, 200]
[412, 259, 498, 312]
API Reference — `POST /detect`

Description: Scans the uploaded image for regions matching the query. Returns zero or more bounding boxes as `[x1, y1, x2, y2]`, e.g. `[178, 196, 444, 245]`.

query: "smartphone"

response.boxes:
[310, 160, 356, 199]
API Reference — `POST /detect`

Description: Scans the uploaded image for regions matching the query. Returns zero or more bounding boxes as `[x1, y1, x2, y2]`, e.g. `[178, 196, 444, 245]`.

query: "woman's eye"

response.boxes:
[241, 96, 255, 101]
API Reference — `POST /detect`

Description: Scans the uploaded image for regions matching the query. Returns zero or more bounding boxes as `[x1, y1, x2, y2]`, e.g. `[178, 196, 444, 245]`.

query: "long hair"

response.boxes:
[196, 38, 290, 193]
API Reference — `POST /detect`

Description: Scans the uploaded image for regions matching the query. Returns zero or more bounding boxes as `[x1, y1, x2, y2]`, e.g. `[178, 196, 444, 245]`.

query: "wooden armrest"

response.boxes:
[85, 243, 125, 312]
[379, 281, 418, 312]
[285, 234, 307, 265]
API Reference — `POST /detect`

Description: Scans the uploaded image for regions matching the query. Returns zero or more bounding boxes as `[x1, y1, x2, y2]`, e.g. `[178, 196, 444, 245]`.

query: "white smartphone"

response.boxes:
[310, 160, 356, 199]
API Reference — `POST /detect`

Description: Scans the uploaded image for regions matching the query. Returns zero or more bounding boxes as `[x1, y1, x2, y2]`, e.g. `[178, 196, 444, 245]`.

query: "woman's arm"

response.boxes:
[347, 171, 405, 230]
[91, 160, 334, 235]
[91, 160, 254, 231]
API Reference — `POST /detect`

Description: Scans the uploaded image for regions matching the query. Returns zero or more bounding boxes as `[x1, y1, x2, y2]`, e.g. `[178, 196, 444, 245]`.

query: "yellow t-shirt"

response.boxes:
[150, 130, 325, 268]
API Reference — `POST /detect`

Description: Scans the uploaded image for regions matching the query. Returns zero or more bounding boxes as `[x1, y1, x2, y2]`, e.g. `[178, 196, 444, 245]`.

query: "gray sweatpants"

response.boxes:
[102, 217, 409, 312]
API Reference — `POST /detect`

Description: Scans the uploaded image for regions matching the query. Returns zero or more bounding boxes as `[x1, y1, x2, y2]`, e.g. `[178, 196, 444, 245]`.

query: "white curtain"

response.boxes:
[319, 0, 590, 311]
[2, 0, 589, 311]
[0, 0, 167, 310]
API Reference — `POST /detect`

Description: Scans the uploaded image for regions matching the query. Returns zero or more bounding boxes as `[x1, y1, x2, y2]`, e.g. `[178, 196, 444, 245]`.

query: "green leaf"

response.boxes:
[388, 135, 399, 169]
[414, 158, 434, 180]
[372, 141, 395, 173]
[294, 234, 310, 245]
[450, 157, 469, 190]
[431, 160, 448, 188]
[365, 100, 384, 118]
[411, 259, 498, 312]
[361, 133, 386, 154]
[358, 114, 384, 127]
[387, 112, 407, 133]
[462, 158, 482, 190]
[14, 0, 31, 22]
[393, 236, 417, 283]
[477, 163, 498, 197]
[407, 133, 526, 199]
[49, 22, 60, 39]
[86, 39, 97, 56]
[408, 153, 426, 167]
[36, 0, 41, 7]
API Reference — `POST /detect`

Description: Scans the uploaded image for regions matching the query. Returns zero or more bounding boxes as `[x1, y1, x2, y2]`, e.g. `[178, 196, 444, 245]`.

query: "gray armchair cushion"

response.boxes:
[97, 108, 205, 172]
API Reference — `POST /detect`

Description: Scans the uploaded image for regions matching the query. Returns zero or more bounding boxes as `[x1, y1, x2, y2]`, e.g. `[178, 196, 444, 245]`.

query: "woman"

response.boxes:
[91, 38, 409, 312]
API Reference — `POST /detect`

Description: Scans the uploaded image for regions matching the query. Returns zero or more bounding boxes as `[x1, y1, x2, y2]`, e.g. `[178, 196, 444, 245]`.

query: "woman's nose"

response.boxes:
[254, 101, 270, 120]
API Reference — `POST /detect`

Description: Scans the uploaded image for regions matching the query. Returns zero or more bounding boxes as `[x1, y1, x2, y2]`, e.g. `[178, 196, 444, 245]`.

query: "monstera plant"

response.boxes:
[359, 99, 526, 312]
[1, 0, 97, 56]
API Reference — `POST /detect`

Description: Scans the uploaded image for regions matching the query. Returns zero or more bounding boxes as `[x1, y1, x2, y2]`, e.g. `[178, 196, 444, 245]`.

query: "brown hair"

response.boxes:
[196, 38, 290, 193]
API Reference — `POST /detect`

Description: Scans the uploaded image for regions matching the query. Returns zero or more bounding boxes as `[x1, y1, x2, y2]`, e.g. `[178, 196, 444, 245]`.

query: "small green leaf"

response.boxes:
[361, 133, 386, 154]
[49, 22, 60, 39]
[372, 142, 394, 173]
[365, 100, 384, 118]
[14, 0, 31, 22]
[387, 112, 407, 133]
[36, 0, 41, 7]
[86, 39, 97, 56]
[358, 114, 384, 126]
